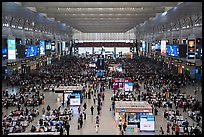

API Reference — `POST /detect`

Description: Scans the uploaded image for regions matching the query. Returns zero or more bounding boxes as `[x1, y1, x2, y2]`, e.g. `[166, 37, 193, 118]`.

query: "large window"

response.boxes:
[116, 47, 130, 54]
[78, 47, 92, 54]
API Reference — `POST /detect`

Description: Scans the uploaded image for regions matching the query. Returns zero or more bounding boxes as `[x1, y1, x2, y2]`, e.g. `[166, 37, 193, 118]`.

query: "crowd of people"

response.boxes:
[2, 54, 202, 135]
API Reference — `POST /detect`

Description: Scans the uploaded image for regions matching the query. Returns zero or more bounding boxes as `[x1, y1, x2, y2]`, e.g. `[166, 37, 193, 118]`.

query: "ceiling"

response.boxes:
[20, 2, 179, 33]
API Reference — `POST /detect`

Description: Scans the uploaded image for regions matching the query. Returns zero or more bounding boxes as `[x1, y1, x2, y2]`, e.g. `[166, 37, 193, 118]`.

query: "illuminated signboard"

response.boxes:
[124, 82, 133, 91]
[62, 41, 66, 51]
[7, 39, 16, 60]
[40, 40, 45, 55]
[142, 41, 146, 51]
[161, 40, 166, 55]
[187, 40, 195, 60]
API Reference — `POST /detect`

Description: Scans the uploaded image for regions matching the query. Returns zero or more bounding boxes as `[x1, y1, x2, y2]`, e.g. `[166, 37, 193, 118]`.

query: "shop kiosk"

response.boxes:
[54, 86, 84, 106]
[114, 101, 154, 134]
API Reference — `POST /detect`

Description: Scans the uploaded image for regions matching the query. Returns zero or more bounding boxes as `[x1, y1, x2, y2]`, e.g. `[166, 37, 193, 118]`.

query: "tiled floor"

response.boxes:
[2, 79, 202, 135]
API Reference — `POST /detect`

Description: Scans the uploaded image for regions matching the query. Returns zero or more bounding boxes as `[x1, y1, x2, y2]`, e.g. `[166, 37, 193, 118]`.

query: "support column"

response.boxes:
[170, 30, 173, 44]
[179, 28, 183, 44]
[92, 47, 94, 54]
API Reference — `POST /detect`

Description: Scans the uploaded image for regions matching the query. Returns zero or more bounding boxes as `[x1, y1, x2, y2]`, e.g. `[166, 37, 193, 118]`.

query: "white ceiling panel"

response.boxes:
[21, 2, 179, 33]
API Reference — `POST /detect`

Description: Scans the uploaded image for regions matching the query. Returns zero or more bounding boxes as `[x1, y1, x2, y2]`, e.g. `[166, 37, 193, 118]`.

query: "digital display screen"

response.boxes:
[156, 43, 161, 49]
[25, 46, 39, 57]
[140, 115, 155, 131]
[124, 82, 133, 91]
[2, 48, 7, 55]
[142, 41, 146, 51]
[62, 41, 66, 51]
[51, 45, 55, 51]
[161, 40, 166, 55]
[166, 45, 179, 57]
[70, 93, 81, 106]
[40, 40, 45, 55]
[7, 39, 16, 59]
[46, 41, 51, 49]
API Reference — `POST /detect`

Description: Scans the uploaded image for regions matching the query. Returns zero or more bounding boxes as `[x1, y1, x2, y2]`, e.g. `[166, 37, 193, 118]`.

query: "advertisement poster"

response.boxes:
[161, 40, 166, 55]
[140, 115, 155, 131]
[7, 39, 16, 60]
[40, 40, 45, 55]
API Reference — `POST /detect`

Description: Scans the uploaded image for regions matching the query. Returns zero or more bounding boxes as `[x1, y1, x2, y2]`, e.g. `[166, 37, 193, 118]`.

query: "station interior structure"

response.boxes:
[2, 2, 202, 135]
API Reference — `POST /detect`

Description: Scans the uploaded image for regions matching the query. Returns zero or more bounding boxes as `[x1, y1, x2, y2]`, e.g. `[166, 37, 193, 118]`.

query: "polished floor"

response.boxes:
[2, 79, 202, 135]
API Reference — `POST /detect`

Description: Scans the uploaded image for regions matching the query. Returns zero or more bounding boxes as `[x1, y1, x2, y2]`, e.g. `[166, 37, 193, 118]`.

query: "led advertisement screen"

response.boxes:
[124, 82, 133, 91]
[2, 48, 7, 57]
[62, 41, 66, 51]
[155, 43, 161, 49]
[187, 40, 195, 60]
[161, 40, 167, 55]
[51, 45, 55, 51]
[46, 40, 51, 49]
[40, 40, 45, 55]
[140, 115, 155, 131]
[70, 93, 81, 106]
[166, 45, 179, 57]
[25, 46, 39, 57]
[142, 41, 146, 51]
[7, 39, 16, 60]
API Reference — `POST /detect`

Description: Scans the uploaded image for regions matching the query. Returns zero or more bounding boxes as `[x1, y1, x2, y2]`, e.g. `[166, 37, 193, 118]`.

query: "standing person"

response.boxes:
[93, 96, 96, 104]
[65, 122, 70, 135]
[102, 92, 105, 101]
[118, 120, 122, 131]
[77, 117, 80, 130]
[90, 106, 94, 115]
[175, 124, 180, 135]
[96, 114, 100, 124]
[171, 123, 175, 135]
[167, 125, 170, 135]
[83, 110, 86, 120]
[83, 103, 87, 110]
[78, 107, 81, 114]
[95, 123, 99, 133]
[47, 105, 50, 112]
[60, 125, 64, 135]
[42, 107, 45, 115]
[123, 122, 127, 132]
[159, 127, 164, 135]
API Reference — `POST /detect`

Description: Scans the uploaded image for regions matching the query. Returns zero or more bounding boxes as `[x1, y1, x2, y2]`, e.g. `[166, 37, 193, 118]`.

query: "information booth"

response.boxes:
[112, 78, 133, 94]
[114, 101, 154, 134]
[54, 86, 84, 106]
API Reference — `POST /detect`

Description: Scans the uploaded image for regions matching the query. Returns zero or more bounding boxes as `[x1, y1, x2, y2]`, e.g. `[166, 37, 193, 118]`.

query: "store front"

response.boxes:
[54, 86, 84, 106]
[114, 101, 153, 134]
